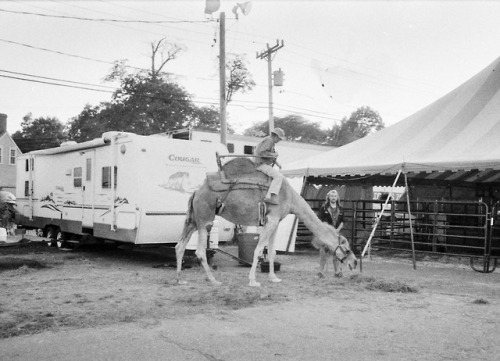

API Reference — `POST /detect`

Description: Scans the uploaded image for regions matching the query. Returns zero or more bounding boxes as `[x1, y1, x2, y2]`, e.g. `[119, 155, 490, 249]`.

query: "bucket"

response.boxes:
[236, 233, 260, 265]
[260, 261, 281, 273]
[0, 227, 7, 242]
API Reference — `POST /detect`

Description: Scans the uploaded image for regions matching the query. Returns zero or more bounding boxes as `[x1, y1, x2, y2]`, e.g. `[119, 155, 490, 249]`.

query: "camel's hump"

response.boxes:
[221, 157, 257, 178]
[206, 157, 270, 192]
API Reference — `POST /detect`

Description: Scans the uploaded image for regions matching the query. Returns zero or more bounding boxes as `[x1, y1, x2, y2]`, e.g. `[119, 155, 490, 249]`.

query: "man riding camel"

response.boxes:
[254, 128, 285, 205]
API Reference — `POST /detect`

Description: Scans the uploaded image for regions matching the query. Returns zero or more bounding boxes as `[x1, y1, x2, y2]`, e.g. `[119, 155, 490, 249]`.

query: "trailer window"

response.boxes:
[227, 143, 235, 153]
[86, 158, 92, 181]
[26, 158, 34, 171]
[74, 167, 82, 188]
[243, 145, 255, 155]
[24, 181, 30, 197]
[102, 166, 117, 189]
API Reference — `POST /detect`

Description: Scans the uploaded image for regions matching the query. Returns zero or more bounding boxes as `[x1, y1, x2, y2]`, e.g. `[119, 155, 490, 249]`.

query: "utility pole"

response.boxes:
[257, 39, 284, 133]
[219, 12, 227, 145]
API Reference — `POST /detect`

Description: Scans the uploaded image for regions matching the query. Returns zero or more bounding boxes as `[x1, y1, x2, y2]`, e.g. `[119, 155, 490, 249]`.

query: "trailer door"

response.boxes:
[81, 151, 96, 228]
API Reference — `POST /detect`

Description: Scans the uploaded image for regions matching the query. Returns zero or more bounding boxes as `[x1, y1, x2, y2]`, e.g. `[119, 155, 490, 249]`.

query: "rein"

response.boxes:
[334, 244, 351, 263]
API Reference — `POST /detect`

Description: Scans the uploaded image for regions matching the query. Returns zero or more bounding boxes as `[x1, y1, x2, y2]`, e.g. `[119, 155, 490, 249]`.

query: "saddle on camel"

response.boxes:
[207, 154, 275, 224]
[175, 154, 358, 287]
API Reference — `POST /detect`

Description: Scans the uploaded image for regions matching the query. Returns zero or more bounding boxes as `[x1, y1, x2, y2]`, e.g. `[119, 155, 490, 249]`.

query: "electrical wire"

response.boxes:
[0, 8, 214, 23]
[0, 37, 135, 66]
[6, 1, 436, 99]
[0, 69, 115, 90]
[0, 74, 112, 93]
[0, 2, 424, 124]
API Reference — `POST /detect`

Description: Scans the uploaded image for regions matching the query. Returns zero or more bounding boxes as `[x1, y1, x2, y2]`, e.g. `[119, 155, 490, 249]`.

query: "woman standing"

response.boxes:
[316, 189, 345, 278]
[318, 190, 344, 232]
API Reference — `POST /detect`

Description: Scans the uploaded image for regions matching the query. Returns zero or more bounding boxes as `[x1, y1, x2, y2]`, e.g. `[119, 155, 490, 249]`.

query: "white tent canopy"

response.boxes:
[283, 56, 500, 182]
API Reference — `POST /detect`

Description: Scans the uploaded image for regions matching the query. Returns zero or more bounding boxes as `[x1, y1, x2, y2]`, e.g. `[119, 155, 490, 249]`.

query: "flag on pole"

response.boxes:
[205, 0, 221, 14]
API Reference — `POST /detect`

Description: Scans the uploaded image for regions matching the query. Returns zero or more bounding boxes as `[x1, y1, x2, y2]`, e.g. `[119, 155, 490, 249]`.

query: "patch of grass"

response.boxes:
[471, 298, 489, 305]
[365, 280, 418, 293]
[0, 311, 56, 339]
[0, 257, 47, 271]
[348, 274, 376, 284]
[347, 274, 418, 293]
[175, 285, 269, 310]
[0, 241, 57, 256]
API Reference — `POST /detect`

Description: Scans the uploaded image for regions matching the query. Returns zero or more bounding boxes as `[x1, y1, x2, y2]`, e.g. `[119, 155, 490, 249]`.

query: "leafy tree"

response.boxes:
[243, 114, 327, 144]
[109, 75, 198, 134]
[327, 106, 384, 146]
[66, 104, 106, 142]
[225, 54, 255, 103]
[12, 113, 67, 152]
[192, 106, 234, 133]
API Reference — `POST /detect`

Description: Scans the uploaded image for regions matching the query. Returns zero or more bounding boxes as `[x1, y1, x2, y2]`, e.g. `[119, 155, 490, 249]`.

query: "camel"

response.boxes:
[175, 157, 358, 287]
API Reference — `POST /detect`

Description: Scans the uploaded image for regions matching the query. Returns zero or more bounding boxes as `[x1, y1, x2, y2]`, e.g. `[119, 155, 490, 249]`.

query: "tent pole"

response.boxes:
[361, 169, 403, 258]
[404, 173, 417, 270]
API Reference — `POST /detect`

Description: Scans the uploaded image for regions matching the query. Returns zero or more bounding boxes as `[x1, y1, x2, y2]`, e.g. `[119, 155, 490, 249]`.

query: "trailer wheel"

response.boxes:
[55, 230, 68, 249]
[46, 227, 57, 247]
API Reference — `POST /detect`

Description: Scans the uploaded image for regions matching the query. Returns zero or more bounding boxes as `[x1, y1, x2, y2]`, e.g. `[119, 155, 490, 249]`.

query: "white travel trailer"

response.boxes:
[15, 131, 230, 248]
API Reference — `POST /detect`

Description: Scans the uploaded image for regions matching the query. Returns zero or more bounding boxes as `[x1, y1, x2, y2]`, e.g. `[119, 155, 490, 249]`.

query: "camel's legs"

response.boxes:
[249, 218, 279, 287]
[195, 225, 221, 286]
[333, 257, 343, 278]
[317, 247, 327, 278]
[175, 222, 197, 285]
[266, 227, 281, 283]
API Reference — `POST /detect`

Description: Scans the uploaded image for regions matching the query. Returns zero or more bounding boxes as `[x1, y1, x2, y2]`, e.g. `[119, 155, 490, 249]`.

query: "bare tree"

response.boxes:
[150, 39, 185, 80]
[104, 38, 184, 83]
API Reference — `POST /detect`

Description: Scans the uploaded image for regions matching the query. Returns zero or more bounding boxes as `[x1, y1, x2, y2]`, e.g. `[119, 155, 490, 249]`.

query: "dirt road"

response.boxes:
[1, 237, 499, 360]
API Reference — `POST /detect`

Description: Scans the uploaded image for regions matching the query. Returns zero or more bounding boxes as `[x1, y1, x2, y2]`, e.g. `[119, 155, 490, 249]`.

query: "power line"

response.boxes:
[7, 1, 435, 101]
[1, 69, 341, 122]
[0, 37, 220, 83]
[51, 0, 218, 43]
[0, 3, 388, 123]
[11, 0, 191, 42]
[0, 69, 115, 90]
[0, 37, 124, 67]
[6, 0, 448, 99]
[0, 74, 113, 93]
[0, 8, 214, 23]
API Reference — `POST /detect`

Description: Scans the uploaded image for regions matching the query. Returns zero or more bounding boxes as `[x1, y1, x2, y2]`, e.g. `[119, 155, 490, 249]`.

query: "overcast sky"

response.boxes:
[2, 0, 500, 135]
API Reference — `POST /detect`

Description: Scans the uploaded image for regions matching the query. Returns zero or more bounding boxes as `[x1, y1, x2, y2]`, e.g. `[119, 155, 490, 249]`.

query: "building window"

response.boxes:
[9, 148, 16, 165]
[243, 145, 254, 155]
[102, 166, 117, 189]
[74, 167, 82, 188]
[227, 143, 235, 153]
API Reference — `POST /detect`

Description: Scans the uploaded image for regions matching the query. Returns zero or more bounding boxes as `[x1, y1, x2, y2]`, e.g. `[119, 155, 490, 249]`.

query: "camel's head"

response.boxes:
[335, 235, 358, 271]
[312, 223, 358, 271]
